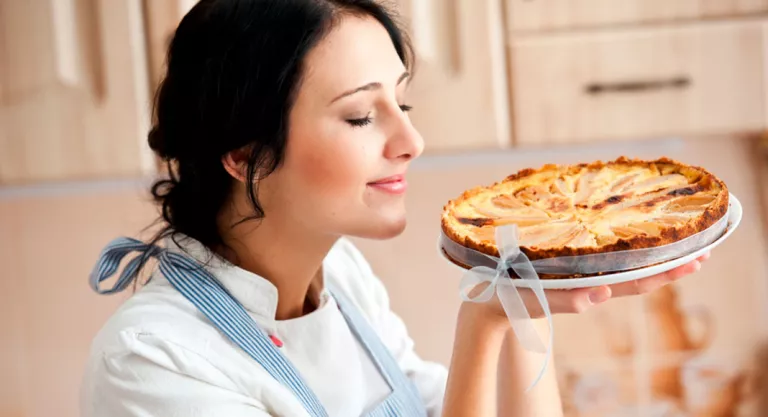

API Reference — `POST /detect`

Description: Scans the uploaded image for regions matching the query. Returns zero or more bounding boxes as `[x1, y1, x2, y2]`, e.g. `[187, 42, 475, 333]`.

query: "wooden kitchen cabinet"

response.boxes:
[510, 20, 766, 146]
[505, 0, 768, 33]
[0, 0, 154, 184]
[3, 0, 767, 182]
[383, 0, 512, 152]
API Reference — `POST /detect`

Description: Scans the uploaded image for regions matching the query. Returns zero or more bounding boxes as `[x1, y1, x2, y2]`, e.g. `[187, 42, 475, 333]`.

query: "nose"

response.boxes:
[383, 109, 424, 161]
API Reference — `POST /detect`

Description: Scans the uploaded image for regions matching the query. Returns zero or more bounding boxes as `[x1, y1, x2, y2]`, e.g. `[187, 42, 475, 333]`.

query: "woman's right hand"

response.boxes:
[468, 253, 708, 321]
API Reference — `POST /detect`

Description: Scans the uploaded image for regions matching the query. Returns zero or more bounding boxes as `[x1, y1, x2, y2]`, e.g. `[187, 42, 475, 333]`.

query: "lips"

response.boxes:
[367, 174, 408, 194]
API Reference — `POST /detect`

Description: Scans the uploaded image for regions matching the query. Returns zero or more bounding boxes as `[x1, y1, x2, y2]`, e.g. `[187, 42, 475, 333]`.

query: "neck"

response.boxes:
[219, 212, 338, 321]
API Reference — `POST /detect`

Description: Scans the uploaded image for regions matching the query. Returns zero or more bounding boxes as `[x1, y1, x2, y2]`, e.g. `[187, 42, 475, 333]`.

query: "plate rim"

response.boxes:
[441, 192, 743, 289]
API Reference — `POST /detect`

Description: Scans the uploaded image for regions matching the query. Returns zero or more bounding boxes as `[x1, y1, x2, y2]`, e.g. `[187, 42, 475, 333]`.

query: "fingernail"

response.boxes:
[589, 288, 610, 305]
[694, 261, 701, 272]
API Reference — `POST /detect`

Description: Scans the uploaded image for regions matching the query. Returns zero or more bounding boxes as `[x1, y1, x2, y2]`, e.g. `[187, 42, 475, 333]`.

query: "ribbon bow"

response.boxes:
[458, 224, 553, 392]
[89, 237, 200, 295]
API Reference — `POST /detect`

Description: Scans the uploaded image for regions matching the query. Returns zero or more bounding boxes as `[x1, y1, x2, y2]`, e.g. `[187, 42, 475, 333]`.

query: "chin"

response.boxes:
[351, 214, 408, 240]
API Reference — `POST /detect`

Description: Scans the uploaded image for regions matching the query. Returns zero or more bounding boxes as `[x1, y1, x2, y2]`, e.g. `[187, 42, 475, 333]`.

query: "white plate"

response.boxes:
[442, 193, 742, 289]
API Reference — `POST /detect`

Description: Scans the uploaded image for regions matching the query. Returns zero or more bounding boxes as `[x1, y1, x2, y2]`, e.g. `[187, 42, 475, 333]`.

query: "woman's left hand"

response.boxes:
[516, 252, 710, 318]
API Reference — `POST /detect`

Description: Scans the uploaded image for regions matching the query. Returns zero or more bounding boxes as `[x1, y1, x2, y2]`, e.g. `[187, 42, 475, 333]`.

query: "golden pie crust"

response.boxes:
[441, 157, 728, 267]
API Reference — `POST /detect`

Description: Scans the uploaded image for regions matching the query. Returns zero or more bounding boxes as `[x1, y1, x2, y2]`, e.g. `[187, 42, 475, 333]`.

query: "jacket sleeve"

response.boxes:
[81, 331, 275, 417]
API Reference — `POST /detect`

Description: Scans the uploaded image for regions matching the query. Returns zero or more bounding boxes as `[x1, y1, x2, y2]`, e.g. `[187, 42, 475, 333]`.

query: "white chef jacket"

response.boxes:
[80, 236, 447, 416]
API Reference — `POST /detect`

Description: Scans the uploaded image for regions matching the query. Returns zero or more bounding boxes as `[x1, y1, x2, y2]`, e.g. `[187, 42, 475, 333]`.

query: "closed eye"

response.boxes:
[346, 116, 372, 127]
[346, 105, 413, 128]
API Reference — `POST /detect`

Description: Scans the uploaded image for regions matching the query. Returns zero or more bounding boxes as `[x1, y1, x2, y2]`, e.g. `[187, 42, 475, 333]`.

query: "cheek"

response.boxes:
[287, 136, 369, 202]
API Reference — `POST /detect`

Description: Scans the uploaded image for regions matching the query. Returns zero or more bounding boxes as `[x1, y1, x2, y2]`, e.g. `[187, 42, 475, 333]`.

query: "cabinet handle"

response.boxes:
[585, 76, 691, 95]
[445, 0, 461, 73]
[50, 0, 81, 87]
[411, 0, 436, 60]
[51, 0, 106, 100]
[81, 0, 106, 101]
[410, 0, 461, 73]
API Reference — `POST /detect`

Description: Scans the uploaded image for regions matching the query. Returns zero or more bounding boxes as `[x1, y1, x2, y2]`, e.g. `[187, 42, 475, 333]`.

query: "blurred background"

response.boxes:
[2, 1, 768, 416]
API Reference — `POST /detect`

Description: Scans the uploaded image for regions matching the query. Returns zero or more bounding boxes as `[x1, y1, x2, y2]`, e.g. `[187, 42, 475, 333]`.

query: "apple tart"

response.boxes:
[441, 157, 728, 269]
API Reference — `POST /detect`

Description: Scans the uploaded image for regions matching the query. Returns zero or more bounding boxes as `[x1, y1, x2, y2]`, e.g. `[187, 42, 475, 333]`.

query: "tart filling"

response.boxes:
[441, 157, 729, 262]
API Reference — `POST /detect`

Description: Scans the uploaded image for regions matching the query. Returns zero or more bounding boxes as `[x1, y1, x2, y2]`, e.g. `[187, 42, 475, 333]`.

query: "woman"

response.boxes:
[81, 0, 708, 416]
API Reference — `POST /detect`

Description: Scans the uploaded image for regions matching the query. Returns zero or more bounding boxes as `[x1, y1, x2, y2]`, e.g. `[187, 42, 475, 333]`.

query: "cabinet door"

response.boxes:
[395, 0, 511, 153]
[142, 0, 197, 92]
[506, 0, 768, 33]
[0, 0, 153, 184]
[510, 21, 766, 146]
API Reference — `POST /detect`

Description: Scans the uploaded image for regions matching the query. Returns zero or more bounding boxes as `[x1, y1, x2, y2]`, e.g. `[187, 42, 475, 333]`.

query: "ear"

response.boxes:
[221, 148, 251, 183]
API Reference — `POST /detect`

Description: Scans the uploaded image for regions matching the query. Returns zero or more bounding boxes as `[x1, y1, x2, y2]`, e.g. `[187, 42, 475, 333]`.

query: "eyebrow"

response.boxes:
[329, 71, 410, 104]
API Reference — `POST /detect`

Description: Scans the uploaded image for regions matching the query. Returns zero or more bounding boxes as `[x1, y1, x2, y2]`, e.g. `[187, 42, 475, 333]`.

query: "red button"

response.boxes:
[269, 334, 283, 348]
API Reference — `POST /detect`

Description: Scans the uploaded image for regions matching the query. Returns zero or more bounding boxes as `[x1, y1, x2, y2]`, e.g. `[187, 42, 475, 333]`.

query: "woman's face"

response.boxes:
[258, 15, 424, 240]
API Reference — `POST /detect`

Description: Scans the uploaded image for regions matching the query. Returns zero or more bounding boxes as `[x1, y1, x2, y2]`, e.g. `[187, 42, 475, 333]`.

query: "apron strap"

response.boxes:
[327, 282, 427, 417]
[89, 237, 329, 417]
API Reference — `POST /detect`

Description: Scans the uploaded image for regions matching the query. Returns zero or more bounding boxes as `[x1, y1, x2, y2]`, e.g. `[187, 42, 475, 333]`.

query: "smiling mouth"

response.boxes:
[367, 175, 408, 194]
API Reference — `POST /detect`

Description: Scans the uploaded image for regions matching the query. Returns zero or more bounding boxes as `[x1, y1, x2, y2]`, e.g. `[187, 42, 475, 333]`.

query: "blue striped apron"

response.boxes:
[90, 237, 428, 417]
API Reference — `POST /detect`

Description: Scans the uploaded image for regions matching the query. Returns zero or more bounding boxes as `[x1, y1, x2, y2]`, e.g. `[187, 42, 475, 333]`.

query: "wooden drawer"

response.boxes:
[505, 0, 768, 33]
[510, 21, 766, 146]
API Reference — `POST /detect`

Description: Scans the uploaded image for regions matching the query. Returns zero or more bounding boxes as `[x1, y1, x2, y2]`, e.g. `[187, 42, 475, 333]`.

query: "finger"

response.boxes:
[517, 285, 612, 317]
[697, 251, 711, 262]
[663, 260, 703, 284]
[610, 260, 701, 297]
[609, 275, 669, 298]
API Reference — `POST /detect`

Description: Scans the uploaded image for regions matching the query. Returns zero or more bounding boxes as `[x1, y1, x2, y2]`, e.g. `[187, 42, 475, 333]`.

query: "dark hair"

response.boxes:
[147, 0, 413, 251]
